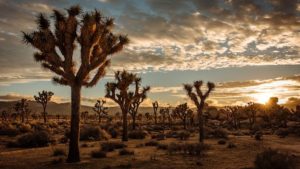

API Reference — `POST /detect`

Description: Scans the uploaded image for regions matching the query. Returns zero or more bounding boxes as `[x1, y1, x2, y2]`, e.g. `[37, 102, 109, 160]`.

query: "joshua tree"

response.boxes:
[224, 106, 242, 130]
[22, 6, 129, 162]
[105, 70, 149, 141]
[152, 101, 159, 124]
[244, 102, 260, 129]
[145, 112, 152, 123]
[1, 110, 8, 121]
[93, 99, 108, 123]
[173, 103, 189, 129]
[129, 78, 150, 130]
[14, 99, 30, 123]
[184, 81, 215, 143]
[34, 90, 54, 123]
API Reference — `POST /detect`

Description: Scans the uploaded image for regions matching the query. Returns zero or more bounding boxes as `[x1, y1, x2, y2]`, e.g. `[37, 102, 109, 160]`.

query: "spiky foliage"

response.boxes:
[1, 110, 8, 121]
[105, 70, 149, 141]
[93, 99, 108, 123]
[34, 90, 54, 123]
[183, 81, 215, 143]
[152, 101, 159, 124]
[14, 99, 30, 123]
[173, 103, 189, 129]
[23, 5, 129, 163]
[129, 78, 150, 130]
[159, 107, 170, 127]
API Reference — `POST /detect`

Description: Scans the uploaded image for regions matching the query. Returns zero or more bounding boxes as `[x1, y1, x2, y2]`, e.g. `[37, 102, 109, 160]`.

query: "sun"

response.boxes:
[251, 92, 273, 104]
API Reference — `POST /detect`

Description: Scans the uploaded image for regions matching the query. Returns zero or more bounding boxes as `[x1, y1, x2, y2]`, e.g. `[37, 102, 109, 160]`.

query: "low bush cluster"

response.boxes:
[128, 130, 147, 139]
[101, 141, 127, 152]
[7, 131, 51, 148]
[167, 143, 209, 156]
[119, 149, 134, 156]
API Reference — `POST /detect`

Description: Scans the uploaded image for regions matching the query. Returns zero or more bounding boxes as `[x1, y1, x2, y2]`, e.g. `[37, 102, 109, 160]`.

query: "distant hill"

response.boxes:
[0, 101, 154, 115]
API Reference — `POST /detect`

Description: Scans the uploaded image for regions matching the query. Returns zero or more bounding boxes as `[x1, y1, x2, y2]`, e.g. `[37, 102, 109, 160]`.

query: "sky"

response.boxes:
[0, 0, 299, 107]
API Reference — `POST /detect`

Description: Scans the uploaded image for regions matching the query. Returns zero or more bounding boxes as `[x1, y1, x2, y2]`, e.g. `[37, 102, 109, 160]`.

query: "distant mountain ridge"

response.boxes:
[0, 101, 154, 115]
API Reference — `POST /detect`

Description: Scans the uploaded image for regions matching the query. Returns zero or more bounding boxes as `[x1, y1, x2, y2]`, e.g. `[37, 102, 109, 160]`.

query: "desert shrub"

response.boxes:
[48, 121, 58, 128]
[157, 143, 168, 150]
[80, 126, 110, 141]
[18, 123, 32, 133]
[9, 131, 50, 148]
[101, 141, 127, 152]
[0, 124, 19, 136]
[275, 128, 289, 138]
[53, 148, 66, 156]
[254, 131, 263, 140]
[59, 136, 68, 144]
[128, 130, 147, 139]
[145, 140, 159, 146]
[119, 149, 134, 156]
[51, 157, 64, 164]
[91, 149, 107, 158]
[151, 133, 165, 140]
[107, 127, 118, 138]
[81, 143, 89, 148]
[168, 143, 209, 156]
[218, 139, 226, 145]
[254, 149, 296, 169]
[227, 142, 237, 148]
[211, 128, 228, 139]
[177, 131, 191, 140]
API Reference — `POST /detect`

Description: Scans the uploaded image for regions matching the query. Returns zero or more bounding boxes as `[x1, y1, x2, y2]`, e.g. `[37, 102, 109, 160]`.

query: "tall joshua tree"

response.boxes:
[152, 101, 159, 124]
[14, 99, 30, 123]
[93, 99, 108, 123]
[22, 6, 128, 162]
[105, 70, 149, 141]
[184, 81, 215, 143]
[34, 90, 54, 123]
[129, 78, 150, 130]
[173, 103, 189, 129]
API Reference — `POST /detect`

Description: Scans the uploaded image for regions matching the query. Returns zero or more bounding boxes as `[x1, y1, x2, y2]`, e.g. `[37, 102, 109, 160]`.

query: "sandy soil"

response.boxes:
[0, 134, 299, 169]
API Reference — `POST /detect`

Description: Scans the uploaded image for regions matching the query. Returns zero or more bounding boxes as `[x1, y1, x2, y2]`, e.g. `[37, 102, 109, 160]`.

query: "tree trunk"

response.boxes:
[67, 85, 81, 163]
[183, 117, 187, 129]
[98, 113, 101, 123]
[122, 109, 128, 141]
[132, 114, 136, 130]
[43, 106, 47, 123]
[154, 112, 157, 124]
[198, 104, 205, 143]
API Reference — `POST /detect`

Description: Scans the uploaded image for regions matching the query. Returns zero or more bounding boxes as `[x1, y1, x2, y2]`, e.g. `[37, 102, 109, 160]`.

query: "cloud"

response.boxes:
[0, 92, 68, 103]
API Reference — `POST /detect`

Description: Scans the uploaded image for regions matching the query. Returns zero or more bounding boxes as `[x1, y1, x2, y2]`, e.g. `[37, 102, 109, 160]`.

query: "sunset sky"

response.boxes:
[0, 0, 299, 107]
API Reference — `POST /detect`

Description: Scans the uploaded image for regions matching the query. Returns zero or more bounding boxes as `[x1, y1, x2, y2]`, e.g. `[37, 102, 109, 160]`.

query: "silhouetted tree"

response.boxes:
[93, 99, 108, 123]
[105, 71, 148, 141]
[152, 101, 159, 124]
[173, 103, 189, 129]
[14, 99, 29, 123]
[244, 102, 260, 129]
[34, 90, 53, 123]
[22, 5, 128, 162]
[80, 111, 89, 123]
[129, 78, 150, 130]
[224, 106, 242, 130]
[184, 81, 215, 143]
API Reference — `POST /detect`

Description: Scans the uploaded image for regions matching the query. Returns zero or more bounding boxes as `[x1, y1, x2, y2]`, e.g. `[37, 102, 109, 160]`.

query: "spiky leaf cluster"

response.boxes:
[23, 5, 129, 87]
[34, 90, 54, 108]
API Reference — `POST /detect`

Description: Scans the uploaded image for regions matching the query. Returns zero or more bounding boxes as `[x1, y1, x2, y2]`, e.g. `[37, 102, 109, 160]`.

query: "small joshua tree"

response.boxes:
[184, 81, 215, 143]
[129, 78, 150, 130]
[14, 99, 30, 123]
[224, 106, 242, 130]
[173, 103, 189, 129]
[105, 70, 149, 141]
[34, 90, 54, 123]
[244, 102, 259, 129]
[93, 99, 108, 123]
[22, 6, 128, 162]
[152, 101, 159, 124]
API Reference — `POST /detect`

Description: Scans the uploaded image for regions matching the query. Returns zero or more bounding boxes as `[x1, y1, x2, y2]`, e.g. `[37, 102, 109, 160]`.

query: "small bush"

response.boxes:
[53, 148, 66, 156]
[8, 131, 50, 148]
[81, 143, 89, 148]
[51, 157, 64, 164]
[128, 130, 147, 139]
[0, 124, 19, 136]
[107, 127, 118, 138]
[91, 150, 107, 158]
[275, 128, 289, 138]
[254, 131, 263, 141]
[218, 139, 226, 145]
[254, 149, 296, 169]
[80, 126, 110, 141]
[211, 128, 228, 139]
[168, 143, 209, 156]
[177, 131, 190, 140]
[157, 143, 168, 150]
[145, 140, 159, 146]
[101, 141, 127, 152]
[18, 123, 32, 133]
[119, 149, 134, 156]
[227, 142, 236, 148]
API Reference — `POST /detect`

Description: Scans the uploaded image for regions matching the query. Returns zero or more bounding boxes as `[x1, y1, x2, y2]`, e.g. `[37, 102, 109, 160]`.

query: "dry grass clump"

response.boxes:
[7, 131, 51, 148]
[167, 142, 209, 155]
[101, 141, 127, 152]
[128, 130, 147, 139]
